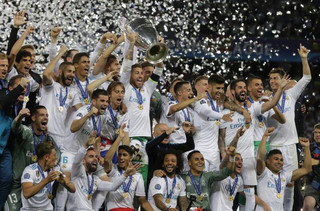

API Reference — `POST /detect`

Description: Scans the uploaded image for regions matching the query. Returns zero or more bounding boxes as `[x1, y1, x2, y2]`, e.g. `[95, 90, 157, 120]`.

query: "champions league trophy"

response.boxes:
[120, 17, 168, 64]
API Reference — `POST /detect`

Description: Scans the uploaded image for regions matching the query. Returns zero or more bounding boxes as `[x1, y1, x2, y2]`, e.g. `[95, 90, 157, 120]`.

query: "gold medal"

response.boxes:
[216, 120, 221, 126]
[138, 104, 143, 110]
[123, 192, 129, 198]
[31, 155, 37, 162]
[259, 122, 263, 128]
[198, 195, 203, 201]
[245, 123, 250, 129]
[228, 195, 234, 201]
[58, 106, 64, 112]
[277, 193, 281, 199]
[165, 198, 171, 203]
[87, 194, 92, 200]
[24, 96, 29, 103]
[84, 98, 89, 104]
[47, 193, 53, 199]
[116, 129, 120, 134]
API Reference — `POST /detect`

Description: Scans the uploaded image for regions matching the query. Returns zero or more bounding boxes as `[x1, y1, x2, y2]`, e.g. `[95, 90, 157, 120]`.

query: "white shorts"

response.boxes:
[60, 151, 76, 173]
[203, 150, 220, 172]
[269, 144, 298, 171]
[240, 157, 257, 186]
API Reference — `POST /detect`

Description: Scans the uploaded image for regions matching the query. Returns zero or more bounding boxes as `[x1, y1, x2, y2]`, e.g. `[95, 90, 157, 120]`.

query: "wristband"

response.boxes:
[229, 156, 235, 162]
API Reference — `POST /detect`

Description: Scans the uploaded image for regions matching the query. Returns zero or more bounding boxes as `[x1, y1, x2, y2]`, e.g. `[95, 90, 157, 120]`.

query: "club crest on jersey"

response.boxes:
[200, 99, 206, 104]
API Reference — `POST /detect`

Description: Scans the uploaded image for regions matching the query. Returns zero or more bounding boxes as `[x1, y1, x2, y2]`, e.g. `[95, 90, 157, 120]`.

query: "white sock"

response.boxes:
[244, 187, 255, 211]
[284, 186, 294, 211]
[92, 190, 107, 211]
[54, 185, 67, 211]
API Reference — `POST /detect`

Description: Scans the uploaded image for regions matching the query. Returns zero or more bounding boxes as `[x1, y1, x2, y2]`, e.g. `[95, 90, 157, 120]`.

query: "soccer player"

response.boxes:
[20, 141, 75, 211]
[66, 133, 140, 211]
[148, 149, 188, 211]
[266, 44, 312, 211]
[183, 146, 236, 211]
[104, 125, 154, 211]
[256, 128, 312, 211]
[219, 76, 289, 211]
[5, 106, 56, 211]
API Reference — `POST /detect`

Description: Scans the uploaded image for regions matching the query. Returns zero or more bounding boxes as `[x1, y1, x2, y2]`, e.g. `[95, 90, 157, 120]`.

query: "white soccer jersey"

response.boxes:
[6, 67, 39, 92]
[20, 163, 60, 211]
[211, 175, 244, 211]
[220, 103, 262, 158]
[267, 75, 311, 147]
[159, 95, 176, 127]
[120, 59, 158, 138]
[89, 72, 111, 90]
[256, 168, 292, 211]
[193, 98, 223, 155]
[63, 105, 107, 153]
[71, 77, 93, 105]
[40, 81, 81, 147]
[67, 147, 126, 211]
[166, 100, 194, 144]
[248, 100, 271, 141]
[106, 164, 146, 210]
[148, 175, 186, 211]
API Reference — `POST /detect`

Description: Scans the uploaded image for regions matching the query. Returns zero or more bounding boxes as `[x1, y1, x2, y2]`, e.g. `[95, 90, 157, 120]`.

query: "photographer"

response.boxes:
[302, 123, 320, 211]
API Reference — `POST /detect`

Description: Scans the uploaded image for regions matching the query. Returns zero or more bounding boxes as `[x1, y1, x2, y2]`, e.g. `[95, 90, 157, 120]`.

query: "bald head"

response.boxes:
[154, 124, 170, 137]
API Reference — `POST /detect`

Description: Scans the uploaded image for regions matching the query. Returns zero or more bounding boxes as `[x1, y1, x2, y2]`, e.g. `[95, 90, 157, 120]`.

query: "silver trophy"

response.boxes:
[121, 18, 168, 64]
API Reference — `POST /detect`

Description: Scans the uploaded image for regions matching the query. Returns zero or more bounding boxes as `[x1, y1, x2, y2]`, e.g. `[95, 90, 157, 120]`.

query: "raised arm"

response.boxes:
[229, 126, 245, 148]
[298, 44, 311, 76]
[291, 138, 312, 181]
[168, 95, 204, 115]
[104, 124, 126, 173]
[261, 74, 290, 113]
[70, 107, 97, 133]
[42, 46, 68, 86]
[223, 100, 252, 125]
[256, 127, 274, 175]
[11, 108, 30, 137]
[218, 128, 226, 158]
[87, 71, 119, 98]
[271, 106, 286, 124]
[92, 33, 122, 75]
[10, 25, 34, 57]
[7, 11, 27, 55]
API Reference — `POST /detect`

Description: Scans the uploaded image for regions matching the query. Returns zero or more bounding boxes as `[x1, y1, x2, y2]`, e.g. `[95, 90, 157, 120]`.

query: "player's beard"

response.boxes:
[86, 162, 97, 173]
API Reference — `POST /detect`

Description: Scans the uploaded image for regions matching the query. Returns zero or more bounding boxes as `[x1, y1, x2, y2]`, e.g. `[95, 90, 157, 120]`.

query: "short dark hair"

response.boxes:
[31, 105, 47, 116]
[140, 61, 154, 69]
[194, 75, 208, 86]
[208, 74, 225, 85]
[169, 78, 184, 90]
[106, 55, 118, 67]
[92, 89, 108, 100]
[266, 149, 282, 160]
[106, 81, 125, 96]
[131, 63, 142, 72]
[187, 150, 202, 161]
[314, 123, 320, 130]
[8, 74, 24, 88]
[119, 145, 134, 156]
[269, 68, 286, 78]
[63, 49, 78, 61]
[174, 81, 190, 96]
[230, 79, 246, 90]
[21, 45, 35, 51]
[16, 50, 32, 63]
[73, 52, 89, 65]
[157, 149, 183, 174]
[36, 141, 55, 160]
[246, 75, 262, 87]
[59, 62, 73, 72]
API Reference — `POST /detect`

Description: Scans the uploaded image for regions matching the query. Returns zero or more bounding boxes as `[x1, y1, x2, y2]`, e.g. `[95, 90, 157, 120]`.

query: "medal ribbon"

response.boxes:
[74, 76, 89, 100]
[133, 87, 143, 105]
[14, 101, 20, 116]
[248, 97, 263, 123]
[176, 100, 191, 122]
[164, 176, 177, 200]
[272, 92, 286, 113]
[37, 163, 52, 195]
[169, 93, 174, 101]
[188, 171, 202, 196]
[119, 169, 132, 193]
[206, 91, 219, 112]
[229, 175, 238, 196]
[59, 87, 68, 107]
[86, 172, 95, 196]
[91, 115, 102, 136]
[32, 126, 44, 156]
[274, 173, 281, 194]
[108, 104, 119, 131]
[25, 82, 30, 98]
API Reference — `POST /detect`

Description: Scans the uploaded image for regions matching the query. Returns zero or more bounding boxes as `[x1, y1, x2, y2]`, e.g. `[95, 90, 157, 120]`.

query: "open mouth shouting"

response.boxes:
[1, 69, 7, 79]
[40, 119, 48, 130]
